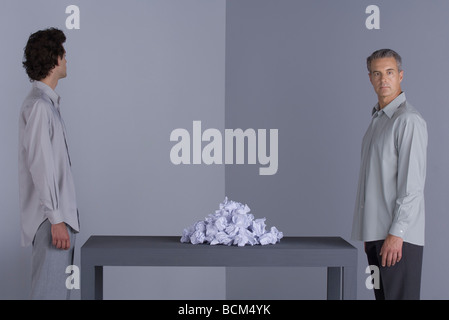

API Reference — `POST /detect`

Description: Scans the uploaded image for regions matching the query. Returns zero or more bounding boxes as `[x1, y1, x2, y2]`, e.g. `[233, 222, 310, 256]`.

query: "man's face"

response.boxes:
[55, 53, 67, 79]
[368, 57, 403, 104]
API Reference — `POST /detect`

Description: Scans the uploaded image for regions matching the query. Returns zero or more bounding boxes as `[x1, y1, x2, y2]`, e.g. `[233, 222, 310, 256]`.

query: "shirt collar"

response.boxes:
[33, 81, 61, 107]
[371, 92, 406, 118]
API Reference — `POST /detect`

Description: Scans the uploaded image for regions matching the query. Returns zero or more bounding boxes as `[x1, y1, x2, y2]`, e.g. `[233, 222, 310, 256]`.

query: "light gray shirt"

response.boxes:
[18, 81, 79, 247]
[351, 92, 427, 246]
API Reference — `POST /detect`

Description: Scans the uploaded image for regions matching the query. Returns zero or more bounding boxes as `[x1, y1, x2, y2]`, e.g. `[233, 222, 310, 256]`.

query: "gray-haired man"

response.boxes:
[352, 49, 427, 299]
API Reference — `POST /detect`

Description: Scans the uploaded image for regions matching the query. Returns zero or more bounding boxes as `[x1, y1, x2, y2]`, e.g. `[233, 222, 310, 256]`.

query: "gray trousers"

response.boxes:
[31, 219, 76, 300]
[365, 240, 423, 300]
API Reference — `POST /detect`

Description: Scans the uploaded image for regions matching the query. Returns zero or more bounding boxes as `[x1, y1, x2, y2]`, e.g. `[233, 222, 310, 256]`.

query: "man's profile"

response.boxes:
[19, 28, 80, 299]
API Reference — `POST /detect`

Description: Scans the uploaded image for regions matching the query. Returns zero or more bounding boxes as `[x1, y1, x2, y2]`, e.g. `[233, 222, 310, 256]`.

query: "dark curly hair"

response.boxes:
[22, 28, 66, 81]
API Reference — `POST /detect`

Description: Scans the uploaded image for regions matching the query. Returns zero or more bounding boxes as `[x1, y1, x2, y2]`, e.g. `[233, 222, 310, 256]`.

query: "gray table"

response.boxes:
[81, 236, 357, 300]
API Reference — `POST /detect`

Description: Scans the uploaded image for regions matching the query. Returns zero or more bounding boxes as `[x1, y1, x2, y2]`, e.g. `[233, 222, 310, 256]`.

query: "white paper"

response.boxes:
[180, 197, 283, 246]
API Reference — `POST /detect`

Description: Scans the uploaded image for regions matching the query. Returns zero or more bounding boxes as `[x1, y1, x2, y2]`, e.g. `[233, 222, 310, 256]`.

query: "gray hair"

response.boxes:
[366, 48, 402, 73]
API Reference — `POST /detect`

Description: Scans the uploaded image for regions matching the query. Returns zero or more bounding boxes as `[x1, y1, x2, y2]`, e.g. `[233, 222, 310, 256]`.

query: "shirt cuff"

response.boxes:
[389, 222, 406, 239]
[45, 209, 63, 225]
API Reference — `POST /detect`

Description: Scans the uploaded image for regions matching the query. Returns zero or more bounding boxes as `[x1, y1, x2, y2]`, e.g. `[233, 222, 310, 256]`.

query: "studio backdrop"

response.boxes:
[1, 0, 448, 299]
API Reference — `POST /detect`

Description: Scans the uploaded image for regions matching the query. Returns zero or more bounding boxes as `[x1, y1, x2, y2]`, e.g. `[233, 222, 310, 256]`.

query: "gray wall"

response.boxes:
[225, 0, 449, 300]
[1, 0, 448, 300]
[0, 0, 226, 300]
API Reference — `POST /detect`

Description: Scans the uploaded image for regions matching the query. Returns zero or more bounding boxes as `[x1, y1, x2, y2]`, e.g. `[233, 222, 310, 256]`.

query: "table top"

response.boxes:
[82, 235, 355, 250]
[81, 235, 357, 268]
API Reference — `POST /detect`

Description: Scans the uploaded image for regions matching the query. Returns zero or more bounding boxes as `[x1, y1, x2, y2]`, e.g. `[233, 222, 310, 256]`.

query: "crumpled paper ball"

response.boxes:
[180, 197, 283, 246]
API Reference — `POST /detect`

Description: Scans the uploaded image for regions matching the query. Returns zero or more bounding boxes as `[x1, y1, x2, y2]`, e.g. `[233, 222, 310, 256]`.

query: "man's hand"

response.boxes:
[51, 222, 70, 250]
[380, 234, 403, 267]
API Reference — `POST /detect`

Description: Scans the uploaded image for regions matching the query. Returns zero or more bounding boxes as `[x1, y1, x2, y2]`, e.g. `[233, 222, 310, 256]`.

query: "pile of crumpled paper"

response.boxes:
[180, 197, 283, 246]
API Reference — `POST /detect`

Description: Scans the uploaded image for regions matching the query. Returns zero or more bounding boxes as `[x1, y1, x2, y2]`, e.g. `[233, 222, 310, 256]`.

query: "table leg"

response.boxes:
[81, 261, 94, 300]
[81, 263, 103, 300]
[327, 267, 342, 300]
[94, 266, 104, 300]
[342, 266, 356, 300]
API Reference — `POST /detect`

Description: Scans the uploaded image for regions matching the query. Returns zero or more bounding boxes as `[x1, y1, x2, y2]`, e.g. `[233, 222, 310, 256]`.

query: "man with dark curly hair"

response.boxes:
[19, 28, 80, 299]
